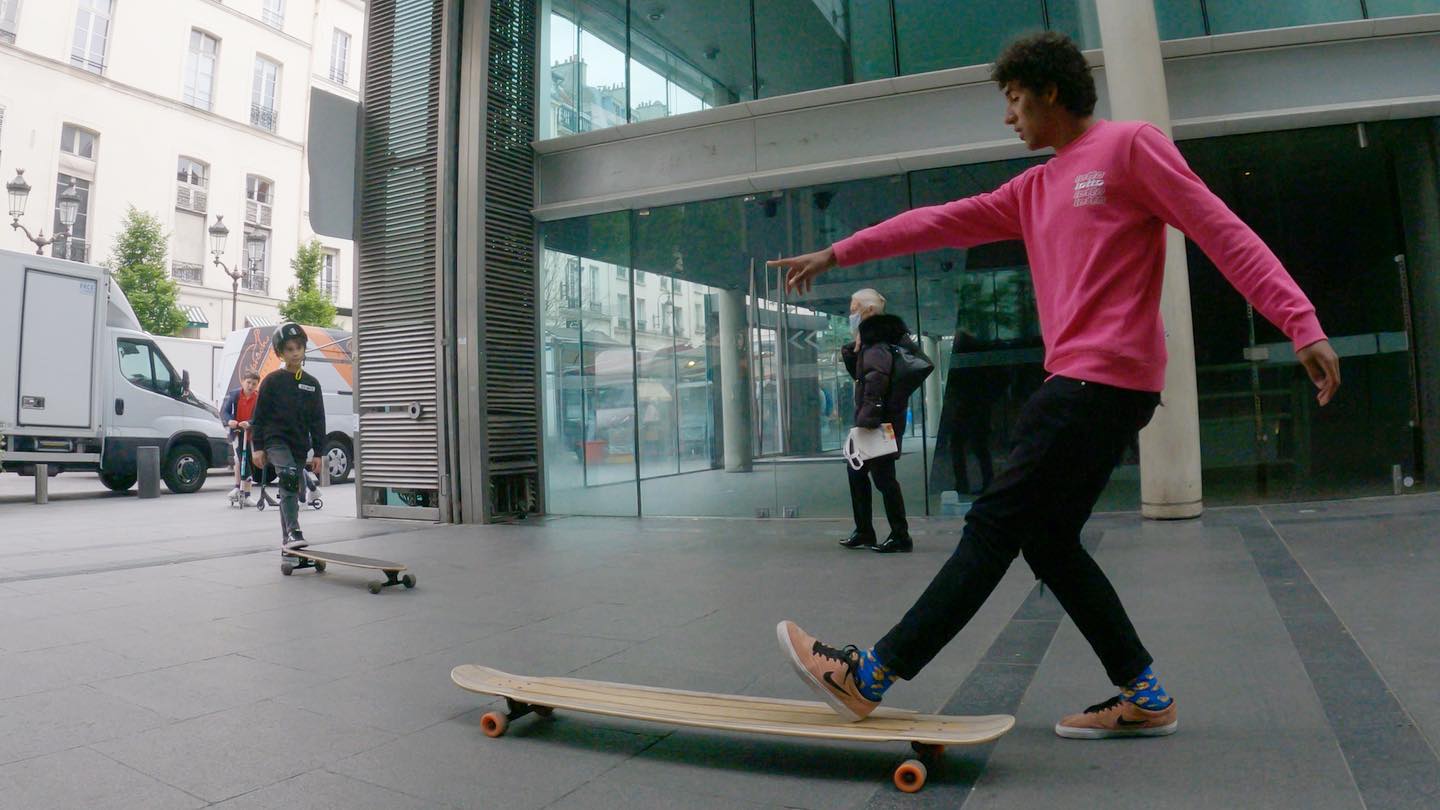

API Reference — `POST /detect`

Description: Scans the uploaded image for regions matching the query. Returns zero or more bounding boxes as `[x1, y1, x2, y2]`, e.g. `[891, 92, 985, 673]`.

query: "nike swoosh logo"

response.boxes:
[822, 671, 849, 695]
[1115, 716, 1149, 727]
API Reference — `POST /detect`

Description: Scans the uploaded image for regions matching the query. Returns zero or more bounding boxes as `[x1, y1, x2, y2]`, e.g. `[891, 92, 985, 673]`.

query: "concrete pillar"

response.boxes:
[717, 289, 753, 472]
[138, 446, 161, 499]
[34, 464, 48, 504]
[1095, 0, 1204, 519]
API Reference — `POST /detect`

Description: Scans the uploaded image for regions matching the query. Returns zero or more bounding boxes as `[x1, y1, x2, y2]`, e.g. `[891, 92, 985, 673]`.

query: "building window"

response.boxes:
[184, 30, 219, 111]
[0, 0, 20, 44]
[245, 175, 273, 228]
[242, 229, 268, 293]
[52, 174, 91, 262]
[70, 0, 113, 74]
[261, 0, 284, 29]
[322, 250, 339, 300]
[329, 29, 350, 84]
[250, 57, 280, 132]
[175, 157, 208, 213]
[60, 124, 98, 160]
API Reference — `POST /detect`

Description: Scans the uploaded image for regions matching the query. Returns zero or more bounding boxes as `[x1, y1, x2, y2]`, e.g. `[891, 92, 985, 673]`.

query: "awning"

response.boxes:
[245, 315, 278, 328]
[183, 305, 209, 327]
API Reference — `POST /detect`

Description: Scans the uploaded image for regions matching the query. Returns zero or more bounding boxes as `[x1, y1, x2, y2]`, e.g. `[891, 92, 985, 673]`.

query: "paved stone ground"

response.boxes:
[0, 471, 1437, 808]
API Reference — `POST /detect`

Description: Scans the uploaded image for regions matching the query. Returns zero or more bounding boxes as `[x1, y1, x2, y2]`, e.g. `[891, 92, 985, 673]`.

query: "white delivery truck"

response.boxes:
[215, 325, 357, 481]
[150, 334, 225, 408]
[0, 248, 230, 493]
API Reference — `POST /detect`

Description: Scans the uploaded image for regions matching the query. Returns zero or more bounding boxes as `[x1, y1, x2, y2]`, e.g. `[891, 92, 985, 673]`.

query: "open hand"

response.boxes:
[768, 247, 836, 295]
[1296, 339, 1340, 406]
[308, 457, 323, 476]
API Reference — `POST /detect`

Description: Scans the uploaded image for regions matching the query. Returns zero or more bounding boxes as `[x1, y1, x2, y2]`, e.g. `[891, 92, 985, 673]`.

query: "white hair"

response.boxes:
[852, 288, 886, 314]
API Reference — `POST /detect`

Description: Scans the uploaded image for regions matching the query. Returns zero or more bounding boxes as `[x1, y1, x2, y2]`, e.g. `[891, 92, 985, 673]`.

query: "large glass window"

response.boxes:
[330, 29, 351, 84]
[543, 0, 627, 138]
[1204, 0, 1363, 34]
[629, 1, 751, 120]
[753, 0, 893, 98]
[1367, 0, 1440, 15]
[1152, 0, 1208, 40]
[251, 57, 281, 132]
[540, 211, 639, 516]
[1, 0, 21, 44]
[52, 174, 91, 263]
[184, 30, 219, 111]
[893, 0, 1042, 76]
[71, 0, 112, 74]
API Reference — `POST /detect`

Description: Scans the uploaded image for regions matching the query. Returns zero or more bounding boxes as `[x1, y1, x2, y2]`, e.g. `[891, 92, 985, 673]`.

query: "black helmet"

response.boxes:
[270, 322, 306, 356]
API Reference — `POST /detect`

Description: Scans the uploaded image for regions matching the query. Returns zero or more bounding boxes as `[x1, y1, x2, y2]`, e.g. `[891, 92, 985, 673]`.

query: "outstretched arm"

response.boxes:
[1126, 124, 1340, 405]
[771, 174, 1032, 295]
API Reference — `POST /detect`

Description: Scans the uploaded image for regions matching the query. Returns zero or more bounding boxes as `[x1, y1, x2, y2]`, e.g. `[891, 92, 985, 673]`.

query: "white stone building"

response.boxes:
[0, 0, 364, 337]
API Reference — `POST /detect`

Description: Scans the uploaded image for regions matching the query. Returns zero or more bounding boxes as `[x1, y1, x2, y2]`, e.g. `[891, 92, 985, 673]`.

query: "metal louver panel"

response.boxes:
[354, 0, 446, 513]
[479, 0, 539, 517]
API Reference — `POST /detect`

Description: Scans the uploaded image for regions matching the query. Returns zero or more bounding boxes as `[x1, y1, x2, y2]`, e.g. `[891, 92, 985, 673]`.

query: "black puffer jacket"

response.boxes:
[841, 313, 917, 431]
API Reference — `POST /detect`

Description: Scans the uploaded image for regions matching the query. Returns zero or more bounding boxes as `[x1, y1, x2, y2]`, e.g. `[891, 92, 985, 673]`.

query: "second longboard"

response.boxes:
[281, 548, 415, 594]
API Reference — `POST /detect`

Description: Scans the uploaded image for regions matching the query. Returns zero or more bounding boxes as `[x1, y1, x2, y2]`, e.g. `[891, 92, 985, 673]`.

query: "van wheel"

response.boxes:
[99, 471, 137, 492]
[324, 439, 352, 482]
[162, 445, 208, 494]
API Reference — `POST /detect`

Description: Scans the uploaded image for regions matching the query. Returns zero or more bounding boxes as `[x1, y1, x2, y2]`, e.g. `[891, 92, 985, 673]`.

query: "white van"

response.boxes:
[0, 248, 229, 493]
[215, 326, 357, 481]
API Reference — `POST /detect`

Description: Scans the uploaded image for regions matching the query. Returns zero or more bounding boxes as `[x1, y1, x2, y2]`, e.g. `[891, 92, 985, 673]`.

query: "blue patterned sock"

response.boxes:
[1121, 665, 1172, 710]
[854, 647, 899, 701]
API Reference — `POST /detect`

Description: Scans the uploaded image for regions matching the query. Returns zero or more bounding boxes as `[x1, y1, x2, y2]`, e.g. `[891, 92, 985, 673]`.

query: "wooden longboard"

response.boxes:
[280, 548, 415, 594]
[451, 664, 1014, 793]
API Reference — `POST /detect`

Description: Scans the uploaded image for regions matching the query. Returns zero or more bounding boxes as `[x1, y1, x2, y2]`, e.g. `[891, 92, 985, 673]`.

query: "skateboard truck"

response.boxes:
[480, 697, 555, 738]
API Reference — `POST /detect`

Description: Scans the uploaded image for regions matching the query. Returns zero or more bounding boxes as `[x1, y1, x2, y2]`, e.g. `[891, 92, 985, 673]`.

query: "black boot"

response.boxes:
[839, 530, 877, 549]
[871, 532, 913, 553]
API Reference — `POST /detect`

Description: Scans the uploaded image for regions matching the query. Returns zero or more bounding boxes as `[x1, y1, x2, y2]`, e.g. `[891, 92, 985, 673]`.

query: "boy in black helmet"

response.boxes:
[250, 322, 326, 550]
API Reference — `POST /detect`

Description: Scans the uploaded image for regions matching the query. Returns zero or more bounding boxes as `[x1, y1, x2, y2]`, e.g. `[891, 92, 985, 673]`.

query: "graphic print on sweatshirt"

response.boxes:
[1073, 170, 1107, 207]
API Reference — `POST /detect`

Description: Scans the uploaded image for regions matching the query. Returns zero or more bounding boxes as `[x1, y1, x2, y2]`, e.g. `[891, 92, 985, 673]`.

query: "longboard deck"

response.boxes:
[285, 548, 405, 572]
[451, 664, 1013, 745]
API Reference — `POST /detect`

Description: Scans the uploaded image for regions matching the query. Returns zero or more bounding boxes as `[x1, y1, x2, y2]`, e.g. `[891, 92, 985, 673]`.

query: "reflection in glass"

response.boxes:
[540, 212, 639, 516]
[1046, 0, 1103, 50]
[1366, 0, 1440, 16]
[629, 0, 752, 120]
[1177, 124, 1418, 502]
[1204, 0, 1362, 34]
[893, 0, 1042, 76]
[754, 0, 896, 97]
[1152, 0, 1207, 39]
[542, 0, 628, 138]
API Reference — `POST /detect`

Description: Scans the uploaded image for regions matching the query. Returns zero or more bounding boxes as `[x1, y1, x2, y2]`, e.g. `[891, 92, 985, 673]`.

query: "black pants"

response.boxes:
[875, 376, 1160, 687]
[951, 416, 994, 495]
[848, 447, 908, 538]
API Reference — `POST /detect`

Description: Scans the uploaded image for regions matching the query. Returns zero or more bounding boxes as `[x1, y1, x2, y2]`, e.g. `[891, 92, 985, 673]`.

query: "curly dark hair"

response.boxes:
[991, 31, 1096, 117]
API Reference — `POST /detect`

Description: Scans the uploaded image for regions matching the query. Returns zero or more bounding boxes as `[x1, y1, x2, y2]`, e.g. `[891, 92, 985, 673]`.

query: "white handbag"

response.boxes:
[843, 424, 898, 470]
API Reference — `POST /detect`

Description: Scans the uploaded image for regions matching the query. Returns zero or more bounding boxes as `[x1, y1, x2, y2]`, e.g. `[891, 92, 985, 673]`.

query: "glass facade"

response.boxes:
[540, 120, 1439, 517]
[538, 2, 1435, 140]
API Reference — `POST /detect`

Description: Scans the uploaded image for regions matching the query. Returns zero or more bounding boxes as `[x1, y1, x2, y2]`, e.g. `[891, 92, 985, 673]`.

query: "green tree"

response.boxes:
[278, 238, 336, 327]
[109, 207, 186, 335]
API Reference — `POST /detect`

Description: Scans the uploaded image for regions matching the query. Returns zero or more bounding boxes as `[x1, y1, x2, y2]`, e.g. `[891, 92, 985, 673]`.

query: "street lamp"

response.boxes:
[209, 215, 264, 333]
[7, 169, 82, 257]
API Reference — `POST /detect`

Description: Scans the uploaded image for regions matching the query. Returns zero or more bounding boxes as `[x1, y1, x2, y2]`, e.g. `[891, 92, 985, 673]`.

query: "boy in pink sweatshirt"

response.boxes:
[773, 32, 1340, 738]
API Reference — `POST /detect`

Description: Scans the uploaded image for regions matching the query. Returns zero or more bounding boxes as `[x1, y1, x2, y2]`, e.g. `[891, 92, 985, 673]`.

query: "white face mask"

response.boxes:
[849, 313, 862, 333]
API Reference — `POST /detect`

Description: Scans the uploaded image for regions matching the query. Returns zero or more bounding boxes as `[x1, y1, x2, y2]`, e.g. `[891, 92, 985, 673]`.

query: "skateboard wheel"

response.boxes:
[893, 760, 927, 793]
[281, 562, 294, 576]
[402, 574, 416, 589]
[315, 561, 326, 573]
[368, 582, 383, 594]
[480, 711, 508, 738]
[532, 705, 554, 718]
[910, 742, 944, 758]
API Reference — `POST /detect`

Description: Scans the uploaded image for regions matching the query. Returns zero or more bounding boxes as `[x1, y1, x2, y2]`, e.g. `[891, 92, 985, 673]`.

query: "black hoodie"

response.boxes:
[841, 313, 918, 431]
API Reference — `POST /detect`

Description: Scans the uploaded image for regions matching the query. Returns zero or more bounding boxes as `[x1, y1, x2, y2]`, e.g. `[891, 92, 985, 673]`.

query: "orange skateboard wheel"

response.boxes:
[480, 711, 508, 738]
[893, 759, 927, 793]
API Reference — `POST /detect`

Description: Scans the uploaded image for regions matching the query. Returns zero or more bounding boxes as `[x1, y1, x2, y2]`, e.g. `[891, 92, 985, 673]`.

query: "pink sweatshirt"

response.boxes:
[832, 119, 1326, 392]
